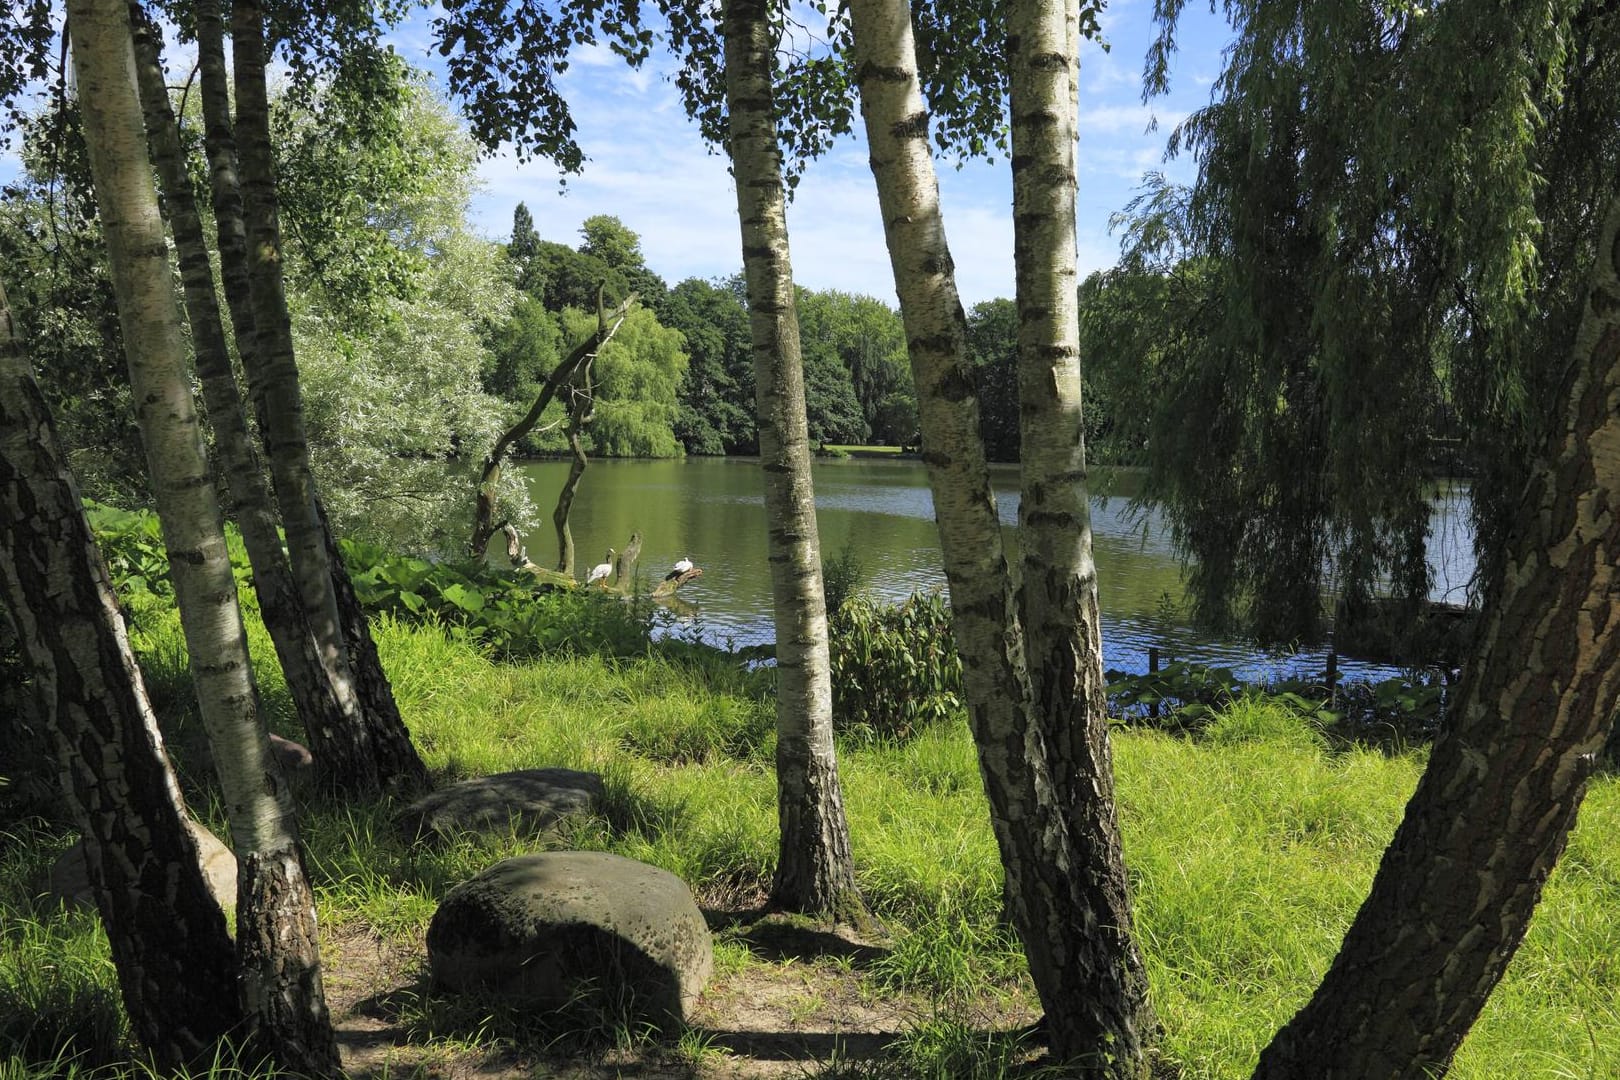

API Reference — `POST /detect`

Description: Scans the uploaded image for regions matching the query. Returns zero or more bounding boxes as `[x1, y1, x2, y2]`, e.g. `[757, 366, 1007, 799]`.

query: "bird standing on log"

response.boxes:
[587, 549, 616, 585]
[665, 556, 695, 581]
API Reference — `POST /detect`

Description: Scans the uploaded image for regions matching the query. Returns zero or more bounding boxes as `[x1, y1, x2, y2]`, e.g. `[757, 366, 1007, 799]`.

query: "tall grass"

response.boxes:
[5, 609, 1618, 1078]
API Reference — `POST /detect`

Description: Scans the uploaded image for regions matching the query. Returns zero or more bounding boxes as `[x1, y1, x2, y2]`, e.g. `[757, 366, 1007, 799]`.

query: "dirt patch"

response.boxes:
[321, 914, 1038, 1079]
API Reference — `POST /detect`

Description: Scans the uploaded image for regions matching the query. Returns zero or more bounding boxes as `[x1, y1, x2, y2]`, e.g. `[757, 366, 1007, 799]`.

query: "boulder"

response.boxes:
[397, 768, 604, 843]
[49, 819, 236, 913]
[426, 850, 712, 1030]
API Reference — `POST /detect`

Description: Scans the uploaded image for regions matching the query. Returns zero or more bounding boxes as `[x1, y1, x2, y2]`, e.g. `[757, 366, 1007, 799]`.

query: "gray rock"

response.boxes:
[397, 768, 604, 843]
[49, 819, 236, 914]
[426, 850, 713, 1030]
[268, 732, 313, 774]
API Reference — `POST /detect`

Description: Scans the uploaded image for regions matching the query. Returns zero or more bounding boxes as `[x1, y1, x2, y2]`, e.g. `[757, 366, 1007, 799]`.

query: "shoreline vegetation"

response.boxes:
[2, 517, 1616, 1079]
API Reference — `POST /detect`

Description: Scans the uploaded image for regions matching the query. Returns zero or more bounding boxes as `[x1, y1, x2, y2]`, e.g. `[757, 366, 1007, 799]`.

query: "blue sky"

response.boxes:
[3, 0, 1233, 307]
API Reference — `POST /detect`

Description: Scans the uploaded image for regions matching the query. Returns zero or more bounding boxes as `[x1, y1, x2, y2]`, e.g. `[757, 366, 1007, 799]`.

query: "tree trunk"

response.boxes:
[0, 277, 241, 1071]
[1008, 0, 1156, 1062]
[65, 2, 339, 1070]
[318, 498, 427, 793]
[228, 0, 380, 789]
[1251, 190, 1620, 1078]
[473, 294, 635, 558]
[552, 367, 594, 576]
[128, 5, 363, 791]
[848, 0, 1154, 1071]
[723, 0, 860, 917]
[199, 1, 423, 795]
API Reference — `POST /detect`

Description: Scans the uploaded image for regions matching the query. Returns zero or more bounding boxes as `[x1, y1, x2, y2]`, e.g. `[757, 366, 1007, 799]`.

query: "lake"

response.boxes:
[515, 457, 1476, 683]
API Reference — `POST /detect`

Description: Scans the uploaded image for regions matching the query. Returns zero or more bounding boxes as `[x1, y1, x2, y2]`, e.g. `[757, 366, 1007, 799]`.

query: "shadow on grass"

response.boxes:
[706, 908, 892, 968]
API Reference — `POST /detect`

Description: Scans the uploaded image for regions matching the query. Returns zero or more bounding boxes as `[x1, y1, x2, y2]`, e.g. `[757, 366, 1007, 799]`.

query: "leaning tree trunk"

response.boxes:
[201, 0, 424, 794]
[552, 365, 595, 576]
[1007, 0, 1156, 1064]
[723, 0, 859, 916]
[0, 277, 241, 1071]
[1251, 191, 1620, 1078]
[848, 0, 1153, 1071]
[128, 6, 370, 792]
[227, 0, 381, 789]
[65, 2, 339, 1070]
[473, 294, 635, 558]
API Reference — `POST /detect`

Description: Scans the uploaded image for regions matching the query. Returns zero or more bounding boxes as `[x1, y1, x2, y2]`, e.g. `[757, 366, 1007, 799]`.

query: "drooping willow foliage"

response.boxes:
[1087, 0, 1620, 644]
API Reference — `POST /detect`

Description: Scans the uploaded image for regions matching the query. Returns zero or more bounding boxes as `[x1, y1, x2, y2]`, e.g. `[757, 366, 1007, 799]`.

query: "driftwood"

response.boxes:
[471, 289, 637, 558]
[614, 532, 642, 587]
[652, 567, 703, 599]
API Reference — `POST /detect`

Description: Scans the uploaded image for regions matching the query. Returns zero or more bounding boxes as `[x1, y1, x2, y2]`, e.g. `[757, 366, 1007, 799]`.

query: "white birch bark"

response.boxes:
[848, 0, 1155, 1069]
[723, 0, 859, 913]
[64, 0, 338, 1068]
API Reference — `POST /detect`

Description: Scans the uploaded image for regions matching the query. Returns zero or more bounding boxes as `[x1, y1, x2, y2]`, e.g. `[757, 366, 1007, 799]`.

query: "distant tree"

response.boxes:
[559, 306, 686, 457]
[802, 343, 869, 445]
[485, 293, 563, 409]
[529, 239, 633, 311]
[966, 298, 1018, 462]
[797, 288, 913, 442]
[659, 276, 757, 455]
[510, 202, 540, 262]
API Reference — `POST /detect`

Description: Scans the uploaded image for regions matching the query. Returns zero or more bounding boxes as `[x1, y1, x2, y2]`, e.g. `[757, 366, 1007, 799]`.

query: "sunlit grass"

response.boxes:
[5, 610, 1619, 1077]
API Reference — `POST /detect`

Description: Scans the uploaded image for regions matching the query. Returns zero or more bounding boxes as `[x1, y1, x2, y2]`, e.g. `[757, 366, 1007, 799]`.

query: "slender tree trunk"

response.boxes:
[1008, 0, 1156, 1061]
[1252, 191, 1620, 1078]
[317, 498, 426, 791]
[723, 0, 859, 916]
[848, 0, 1153, 1071]
[552, 370, 594, 576]
[0, 278, 240, 1071]
[198, 2, 424, 794]
[472, 295, 633, 557]
[128, 5, 362, 789]
[227, 0, 377, 781]
[65, 2, 339, 1070]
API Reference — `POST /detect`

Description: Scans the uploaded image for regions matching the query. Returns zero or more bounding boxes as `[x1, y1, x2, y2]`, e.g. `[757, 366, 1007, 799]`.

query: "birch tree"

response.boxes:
[65, 0, 338, 1067]
[0, 276, 241, 1071]
[846, 0, 1154, 1069]
[723, 0, 859, 914]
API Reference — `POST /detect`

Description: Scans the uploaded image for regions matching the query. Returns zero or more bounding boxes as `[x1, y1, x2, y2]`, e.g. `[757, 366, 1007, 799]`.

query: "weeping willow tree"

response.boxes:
[1094, 0, 1620, 645]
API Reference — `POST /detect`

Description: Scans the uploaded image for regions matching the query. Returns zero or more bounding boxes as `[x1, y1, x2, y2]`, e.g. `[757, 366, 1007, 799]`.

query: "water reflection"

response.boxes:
[515, 457, 1475, 684]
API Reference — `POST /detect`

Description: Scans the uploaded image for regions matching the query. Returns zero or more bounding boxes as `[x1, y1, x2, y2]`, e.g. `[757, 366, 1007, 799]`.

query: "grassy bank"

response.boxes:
[3, 608, 1617, 1078]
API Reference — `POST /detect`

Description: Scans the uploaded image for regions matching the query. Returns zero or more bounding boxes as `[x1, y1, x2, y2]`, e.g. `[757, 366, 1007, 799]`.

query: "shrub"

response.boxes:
[828, 590, 963, 743]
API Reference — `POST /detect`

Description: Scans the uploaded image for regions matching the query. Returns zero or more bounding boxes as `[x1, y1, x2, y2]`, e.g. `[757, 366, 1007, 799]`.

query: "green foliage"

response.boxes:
[658, 276, 756, 455]
[282, 70, 522, 552]
[1133, 0, 1620, 641]
[828, 591, 963, 743]
[820, 540, 867, 616]
[797, 289, 915, 445]
[340, 539, 653, 659]
[558, 306, 687, 458]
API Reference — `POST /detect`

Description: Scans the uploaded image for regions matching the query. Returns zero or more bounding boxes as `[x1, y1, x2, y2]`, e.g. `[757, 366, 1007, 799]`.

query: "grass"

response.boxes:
[4, 607, 1620, 1078]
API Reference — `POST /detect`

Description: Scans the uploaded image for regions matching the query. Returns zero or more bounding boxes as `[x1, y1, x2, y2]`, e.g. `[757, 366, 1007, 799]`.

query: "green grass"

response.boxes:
[5, 609, 1620, 1078]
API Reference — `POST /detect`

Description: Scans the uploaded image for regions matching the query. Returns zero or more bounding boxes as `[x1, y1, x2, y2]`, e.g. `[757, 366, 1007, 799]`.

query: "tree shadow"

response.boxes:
[705, 907, 892, 968]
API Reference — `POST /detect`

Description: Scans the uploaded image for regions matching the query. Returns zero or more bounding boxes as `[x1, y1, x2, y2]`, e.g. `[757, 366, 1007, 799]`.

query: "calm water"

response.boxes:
[515, 457, 1476, 683]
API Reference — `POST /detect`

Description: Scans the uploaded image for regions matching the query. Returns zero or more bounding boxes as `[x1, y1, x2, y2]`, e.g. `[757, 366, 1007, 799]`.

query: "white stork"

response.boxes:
[665, 555, 695, 581]
[586, 548, 616, 585]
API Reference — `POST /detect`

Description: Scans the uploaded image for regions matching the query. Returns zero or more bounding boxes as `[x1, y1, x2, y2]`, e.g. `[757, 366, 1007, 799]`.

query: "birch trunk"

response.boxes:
[1251, 191, 1620, 1077]
[65, 1, 338, 1069]
[848, 0, 1153, 1069]
[197, 3, 424, 794]
[127, 5, 364, 790]
[723, 0, 859, 914]
[227, 0, 375, 781]
[0, 277, 240, 1070]
[1008, 0, 1155, 1060]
